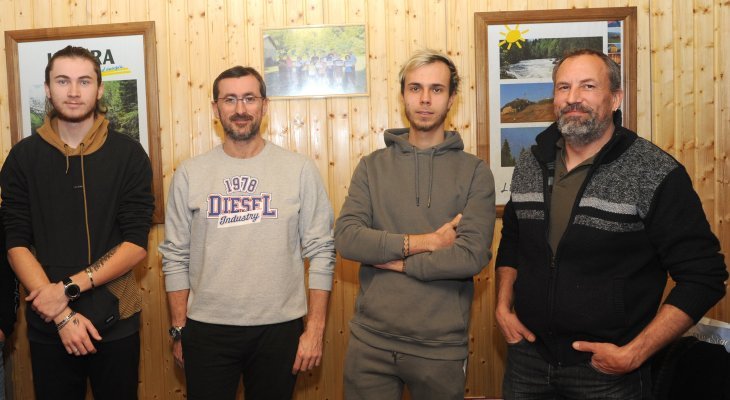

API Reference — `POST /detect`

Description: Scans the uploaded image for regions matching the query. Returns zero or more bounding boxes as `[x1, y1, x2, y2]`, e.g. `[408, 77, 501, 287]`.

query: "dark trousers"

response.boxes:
[29, 333, 140, 400]
[503, 340, 651, 400]
[182, 318, 303, 400]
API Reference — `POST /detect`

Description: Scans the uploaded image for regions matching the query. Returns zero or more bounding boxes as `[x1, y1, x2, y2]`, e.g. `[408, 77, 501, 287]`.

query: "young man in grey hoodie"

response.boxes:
[335, 49, 496, 400]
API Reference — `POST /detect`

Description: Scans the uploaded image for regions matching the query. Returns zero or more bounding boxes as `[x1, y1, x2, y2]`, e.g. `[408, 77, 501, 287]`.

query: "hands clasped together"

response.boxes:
[26, 281, 101, 357]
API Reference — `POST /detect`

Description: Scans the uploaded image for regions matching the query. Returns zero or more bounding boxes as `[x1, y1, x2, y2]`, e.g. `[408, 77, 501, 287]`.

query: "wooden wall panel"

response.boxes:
[367, 0, 389, 152]
[715, 0, 729, 321]
[694, 0, 716, 224]
[2, 1, 728, 399]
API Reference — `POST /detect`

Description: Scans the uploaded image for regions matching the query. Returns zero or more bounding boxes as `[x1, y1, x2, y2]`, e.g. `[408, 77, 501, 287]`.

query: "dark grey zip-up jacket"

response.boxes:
[497, 121, 727, 366]
[335, 128, 495, 360]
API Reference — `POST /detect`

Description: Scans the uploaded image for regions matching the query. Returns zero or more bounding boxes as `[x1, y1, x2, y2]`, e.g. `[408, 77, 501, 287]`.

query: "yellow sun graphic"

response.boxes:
[499, 25, 529, 50]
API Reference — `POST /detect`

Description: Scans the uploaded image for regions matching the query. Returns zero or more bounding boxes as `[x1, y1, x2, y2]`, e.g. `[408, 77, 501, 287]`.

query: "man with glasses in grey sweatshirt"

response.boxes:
[160, 66, 335, 400]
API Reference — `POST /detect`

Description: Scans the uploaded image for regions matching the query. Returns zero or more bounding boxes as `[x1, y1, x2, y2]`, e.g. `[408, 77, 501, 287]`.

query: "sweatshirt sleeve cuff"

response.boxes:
[383, 232, 405, 261]
[164, 272, 191, 292]
[308, 257, 334, 291]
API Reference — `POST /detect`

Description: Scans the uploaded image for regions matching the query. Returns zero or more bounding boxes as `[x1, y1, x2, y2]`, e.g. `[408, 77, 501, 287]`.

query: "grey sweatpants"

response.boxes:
[343, 334, 467, 400]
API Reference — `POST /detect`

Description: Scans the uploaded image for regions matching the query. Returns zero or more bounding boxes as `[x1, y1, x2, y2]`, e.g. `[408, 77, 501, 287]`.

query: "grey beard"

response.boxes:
[558, 115, 609, 147]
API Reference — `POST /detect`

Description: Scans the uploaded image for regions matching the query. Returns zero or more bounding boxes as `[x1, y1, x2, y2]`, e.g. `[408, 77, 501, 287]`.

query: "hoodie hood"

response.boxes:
[37, 115, 109, 157]
[383, 128, 465, 207]
[384, 127, 465, 153]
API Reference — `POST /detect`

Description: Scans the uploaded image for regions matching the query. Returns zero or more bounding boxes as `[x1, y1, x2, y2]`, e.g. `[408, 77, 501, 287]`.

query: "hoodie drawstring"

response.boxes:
[63, 144, 70, 174]
[427, 149, 435, 208]
[412, 147, 436, 208]
[79, 143, 92, 265]
[413, 147, 420, 207]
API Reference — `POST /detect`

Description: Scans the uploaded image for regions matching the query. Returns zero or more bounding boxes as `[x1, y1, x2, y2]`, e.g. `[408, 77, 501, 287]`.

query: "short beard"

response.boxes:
[406, 108, 449, 134]
[57, 108, 96, 123]
[223, 114, 260, 142]
[49, 99, 97, 123]
[557, 104, 610, 147]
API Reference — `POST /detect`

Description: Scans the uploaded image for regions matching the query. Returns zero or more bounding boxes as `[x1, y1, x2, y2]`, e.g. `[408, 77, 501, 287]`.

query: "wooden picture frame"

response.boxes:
[5, 21, 164, 223]
[475, 7, 637, 214]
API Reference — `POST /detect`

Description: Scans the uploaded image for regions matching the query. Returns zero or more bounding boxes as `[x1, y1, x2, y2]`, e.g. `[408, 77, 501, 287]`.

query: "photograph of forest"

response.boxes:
[29, 79, 140, 141]
[500, 127, 543, 167]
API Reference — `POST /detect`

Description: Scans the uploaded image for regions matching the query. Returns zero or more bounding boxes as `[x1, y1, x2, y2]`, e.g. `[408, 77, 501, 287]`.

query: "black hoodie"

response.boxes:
[0, 208, 18, 339]
[0, 116, 154, 343]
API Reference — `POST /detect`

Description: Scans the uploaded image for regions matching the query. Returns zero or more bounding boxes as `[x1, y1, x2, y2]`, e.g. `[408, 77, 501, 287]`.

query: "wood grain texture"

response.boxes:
[1, 1, 728, 399]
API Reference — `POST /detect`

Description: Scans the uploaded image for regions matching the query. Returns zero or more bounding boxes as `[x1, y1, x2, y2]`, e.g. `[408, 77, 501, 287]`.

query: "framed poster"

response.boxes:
[475, 7, 637, 213]
[262, 24, 368, 98]
[5, 22, 164, 223]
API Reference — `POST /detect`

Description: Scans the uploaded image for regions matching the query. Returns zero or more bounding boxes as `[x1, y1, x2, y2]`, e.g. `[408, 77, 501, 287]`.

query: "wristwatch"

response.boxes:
[62, 277, 81, 301]
[169, 326, 184, 341]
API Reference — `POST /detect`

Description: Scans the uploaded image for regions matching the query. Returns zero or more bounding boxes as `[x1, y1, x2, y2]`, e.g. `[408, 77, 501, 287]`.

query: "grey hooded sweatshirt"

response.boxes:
[335, 128, 495, 360]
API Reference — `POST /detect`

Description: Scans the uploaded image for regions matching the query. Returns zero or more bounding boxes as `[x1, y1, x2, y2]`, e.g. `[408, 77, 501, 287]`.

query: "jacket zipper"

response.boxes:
[543, 141, 611, 351]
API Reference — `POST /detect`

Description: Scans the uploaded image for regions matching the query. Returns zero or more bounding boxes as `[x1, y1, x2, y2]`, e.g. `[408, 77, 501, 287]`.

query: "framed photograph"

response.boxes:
[5, 22, 164, 223]
[262, 24, 368, 98]
[475, 7, 637, 212]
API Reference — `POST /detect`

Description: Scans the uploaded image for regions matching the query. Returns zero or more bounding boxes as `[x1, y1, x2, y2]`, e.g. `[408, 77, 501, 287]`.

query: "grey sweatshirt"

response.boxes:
[160, 142, 335, 326]
[335, 129, 496, 360]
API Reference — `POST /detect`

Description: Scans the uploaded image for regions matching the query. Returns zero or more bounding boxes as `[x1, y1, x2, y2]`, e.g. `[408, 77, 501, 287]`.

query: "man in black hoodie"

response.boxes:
[0, 46, 153, 399]
[0, 208, 18, 400]
[335, 49, 495, 399]
[496, 49, 727, 399]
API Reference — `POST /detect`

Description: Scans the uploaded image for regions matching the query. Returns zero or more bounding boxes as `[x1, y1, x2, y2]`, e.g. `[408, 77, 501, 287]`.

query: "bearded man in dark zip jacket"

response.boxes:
[495, 48, 727, 399]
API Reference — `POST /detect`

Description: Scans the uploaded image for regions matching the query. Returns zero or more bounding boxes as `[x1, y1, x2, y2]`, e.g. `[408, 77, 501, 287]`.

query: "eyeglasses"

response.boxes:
[216, 95, 264, 107]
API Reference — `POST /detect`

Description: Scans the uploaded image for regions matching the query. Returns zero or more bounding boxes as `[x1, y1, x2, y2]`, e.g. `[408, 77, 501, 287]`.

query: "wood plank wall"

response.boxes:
[1, 0, 728, 398]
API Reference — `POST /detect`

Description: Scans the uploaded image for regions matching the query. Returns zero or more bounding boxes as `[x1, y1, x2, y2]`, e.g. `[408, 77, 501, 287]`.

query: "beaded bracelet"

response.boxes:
[403, 234, 410, 257]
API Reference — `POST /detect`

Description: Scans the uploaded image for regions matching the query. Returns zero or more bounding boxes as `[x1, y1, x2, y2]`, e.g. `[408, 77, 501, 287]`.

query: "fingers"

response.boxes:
[173, 341, 185, 369]
[497, 312, 536, 344]
[85, 321, 102, 342]
[64, 344, 78, 355]
[292, 355, 304, 374]
[59, 314, 99, 356]
[572, 341, 595, 353]
[25, 289, 39, 301]
[521, 326, 536, 342]
[450, 213, 462, 227]
[292, 354, 321, 374]
[68, 339, 95, 356]
[64, 336, 95, 356]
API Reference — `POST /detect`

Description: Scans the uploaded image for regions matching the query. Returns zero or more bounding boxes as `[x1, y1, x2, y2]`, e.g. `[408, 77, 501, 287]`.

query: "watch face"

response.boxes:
[65, 283, 81, 299]
[169, 327, 182, 340]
